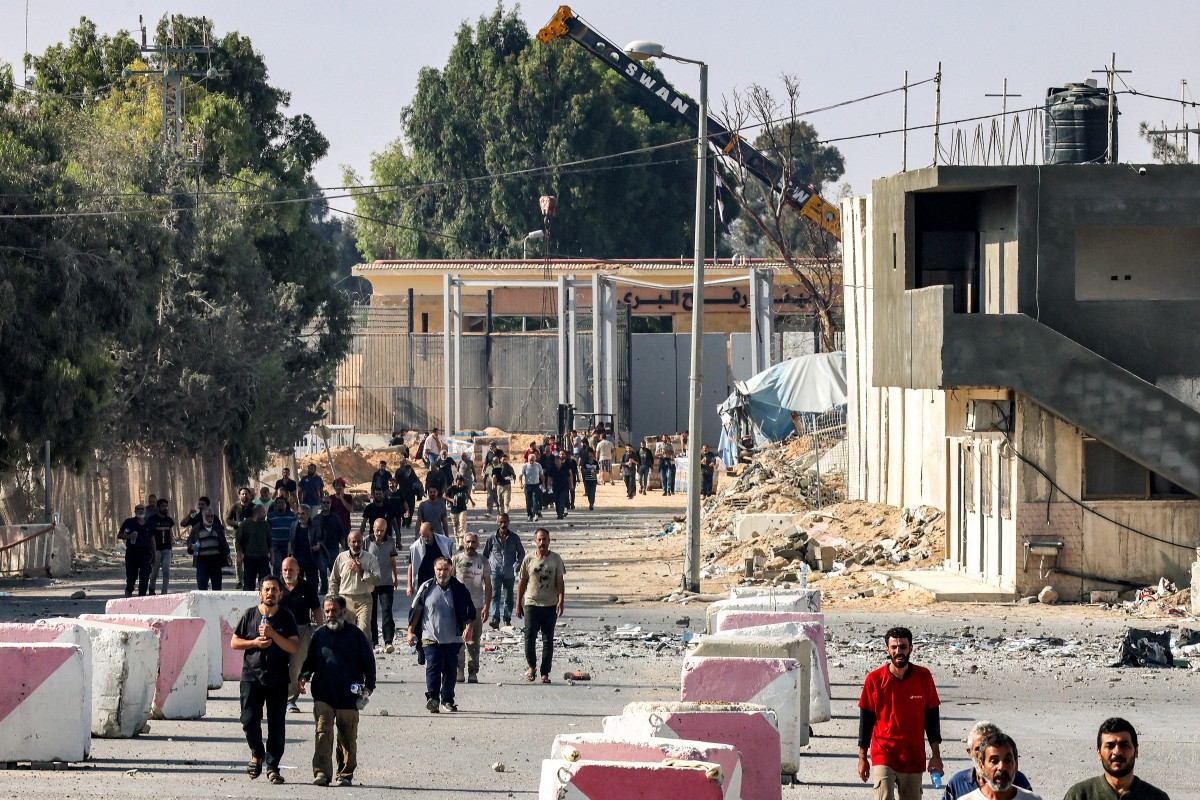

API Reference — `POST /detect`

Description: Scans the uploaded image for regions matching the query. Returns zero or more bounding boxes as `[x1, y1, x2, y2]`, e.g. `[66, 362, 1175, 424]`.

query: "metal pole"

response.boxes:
[44, 440, 52, 524]
[683, 62, 708, 593]
[485, 290, 494, 423]
[902, 70, 908, 171]
[453, 276, 463, 433]
[933, 62, 942, 166]
[568, 275, 578, 408]
[1106, 54, 1115, 163]
[592, 274, 603, 416]
[557, 274, 568, 407]
[443, 274, 452, 432]
[813, 422, 823, 509]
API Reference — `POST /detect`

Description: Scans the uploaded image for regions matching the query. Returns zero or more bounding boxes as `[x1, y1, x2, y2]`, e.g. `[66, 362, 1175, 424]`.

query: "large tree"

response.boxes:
[1, 15, 351, 484]
[719, 76, 846, 350]
[349, 6, 698, 261]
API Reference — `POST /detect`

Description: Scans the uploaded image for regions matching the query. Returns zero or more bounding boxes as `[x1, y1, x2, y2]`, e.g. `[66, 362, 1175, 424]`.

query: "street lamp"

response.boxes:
[523, 229, 545, 261]
[625, 39, 707, 593]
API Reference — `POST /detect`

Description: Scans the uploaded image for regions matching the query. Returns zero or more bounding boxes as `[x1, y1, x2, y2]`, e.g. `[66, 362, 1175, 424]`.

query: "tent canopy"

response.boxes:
[718, 352, 848, 446]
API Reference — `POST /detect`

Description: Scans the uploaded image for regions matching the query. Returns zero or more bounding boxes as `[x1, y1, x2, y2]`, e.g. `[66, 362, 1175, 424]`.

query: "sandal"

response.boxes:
[526, 668, 536, 682]
[267, 770, 285, 785]
[541, 675, 551, 684]
[247, 758, 263, 779]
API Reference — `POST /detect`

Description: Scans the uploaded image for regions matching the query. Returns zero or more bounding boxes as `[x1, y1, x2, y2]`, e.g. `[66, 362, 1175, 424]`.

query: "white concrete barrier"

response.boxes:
[40, 617, 158, 738]
[550, 734, 741, 800]
[0, 643, 90, 762]
[690, 633, 819, 724]
[705, 594, 819, 634]
[681, 655, 805, 774]
[538, 759, 727, 800]
[728, 586, 821, 605]
[81, 614, 208, 720]
[707, 613, 831, 723]
[605, 702, 782, 800]
[733, 514, 802, 543]
[0, 523, 73, 577]
[106, 589, 257, 687]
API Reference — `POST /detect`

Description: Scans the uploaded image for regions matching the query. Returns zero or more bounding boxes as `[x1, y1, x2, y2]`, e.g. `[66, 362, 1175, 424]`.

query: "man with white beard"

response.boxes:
[958, 733, 1041, 800]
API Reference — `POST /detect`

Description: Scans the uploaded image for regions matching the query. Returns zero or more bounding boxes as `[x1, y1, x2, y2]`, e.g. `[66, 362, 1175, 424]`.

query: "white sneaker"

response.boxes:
[374, 645, 385, 654]
[384, 643, 395, 654]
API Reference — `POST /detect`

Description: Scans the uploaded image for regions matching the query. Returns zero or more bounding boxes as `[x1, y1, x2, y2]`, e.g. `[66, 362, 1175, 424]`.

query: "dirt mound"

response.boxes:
[295, 447, 377, 486]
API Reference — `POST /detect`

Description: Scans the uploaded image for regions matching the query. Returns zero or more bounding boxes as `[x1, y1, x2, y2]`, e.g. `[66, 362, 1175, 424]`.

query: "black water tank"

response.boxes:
[1044, 81, 1116, 164]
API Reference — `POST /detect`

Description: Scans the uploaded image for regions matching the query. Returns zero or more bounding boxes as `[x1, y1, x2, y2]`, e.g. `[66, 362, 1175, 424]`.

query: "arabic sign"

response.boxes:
[620, 286, 816, 313]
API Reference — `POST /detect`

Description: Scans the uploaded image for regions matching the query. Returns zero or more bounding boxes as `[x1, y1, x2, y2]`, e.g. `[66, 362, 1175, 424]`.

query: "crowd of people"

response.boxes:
[857, 626, 1170, 800]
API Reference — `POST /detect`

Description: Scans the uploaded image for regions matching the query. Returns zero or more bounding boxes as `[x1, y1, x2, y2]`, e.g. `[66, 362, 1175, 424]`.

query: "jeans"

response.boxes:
[424, 641, 462, 705]
[124, 547, 152, 596]
[242, 555, 270, 591]
[317, 551, 331, 595]
[638, 466, 650, 493]
[491, 571, 515, 622]
[553, 487, 568, 518]
[486, 486, 497, 514]
[270, 542, 290, 577]
[149, 548, 172, 594]
[659, 462, 675, 494]
[371, 585, 395, 645]
[239, 681, 288, 770]
[195, 555, 225, 590]
[523, 604, 558, 677]
[623, 471, 637, 498]
[583, 480, 597, 508]
[313, 701, 359, 781]
[523, 485, 541, 519]
[701, 473, 715, 497]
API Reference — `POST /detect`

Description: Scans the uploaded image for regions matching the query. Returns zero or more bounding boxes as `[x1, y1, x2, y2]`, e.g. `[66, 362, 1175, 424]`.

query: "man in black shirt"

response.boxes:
[275, 469, 298, 506]
[358, 489, 398, 541]
[118, 503, 154, 597]
[231, 575, 300, 785]
[370, 461, 391, 496]
[699, 444, 720, 497]
[279, 557, 321, 714]
[148, 499, 176, 594]
[394, 463, 424, 529]
[300, 595, 376, 787]
[545, 454, 571, 519]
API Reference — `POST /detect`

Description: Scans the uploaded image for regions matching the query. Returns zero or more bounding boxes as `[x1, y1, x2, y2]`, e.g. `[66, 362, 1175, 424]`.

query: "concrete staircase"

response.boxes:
[943, 313, 1200, 497]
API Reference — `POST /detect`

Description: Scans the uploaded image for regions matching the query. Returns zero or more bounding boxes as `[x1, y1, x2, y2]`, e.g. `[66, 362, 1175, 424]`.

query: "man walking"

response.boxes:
[267, 497, 295, 577]
[279, 557, 321, 714]
[1063, 718, 1169, 800]
[959, 732, 1041, 800]
[490, 454, 515, 516]
[422, 428, 443, 470]
[453, 532, 491, 683]
[226, 487, 257, 588]
[620, 444, 640, 500]
[299, 595, 376, 788]
[118, 503, 154, 597]
[482, 514, 524, 629]
[360, 489, 399, 542]
[579, 451, 600, 511]
[516, 528, 565, 683]
[858, 626, 943, 800]
[275, 468, 298, 507]
[148, 498, 176, 594]
[366, 518, 399, 654]
[414, 486, 450, 540]
[520, 453, 543, 522]
[299, 464, 325, 509]
[406, 557, 476, 713]
[328, 532, 381, 636]
[328, 478, 353, 538]
[312, 497, 345, 595]
[231, 575, 299, 785]
[944, 722, 1034, 800]
[699, 444, 720, 497]
[444, 474, 474, 547]
[407, 522, 455, 600]
[545, 453, 571, 519]
[236, 504, 273, 591]
[595, 433, 614, 485]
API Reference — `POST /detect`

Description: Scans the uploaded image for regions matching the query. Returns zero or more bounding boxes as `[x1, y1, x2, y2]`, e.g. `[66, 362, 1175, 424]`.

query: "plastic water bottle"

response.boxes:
[931, 771, 943, 790]
[800, 562, 809, 589]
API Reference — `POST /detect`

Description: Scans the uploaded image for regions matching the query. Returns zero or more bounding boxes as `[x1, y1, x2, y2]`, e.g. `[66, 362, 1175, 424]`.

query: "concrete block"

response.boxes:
[81, 614, 208, 720]
[0, 524, 73, 578]
[733, 514, 802, 542]
[551, 734, 741, 800]
[605, 702, 782, 800]
[728, 586, 822, 606]
[0, 621, 95, 733]
[107, 589, 257, 687]
[0, 643, 90, 762]
[539, 759, 727, 800]
[706, 594, 820, 634]
[691, 633, 818, 725]
[40, 617, 158, 738]
[681, 656, 804, 773]
[710, 612, 831, 722]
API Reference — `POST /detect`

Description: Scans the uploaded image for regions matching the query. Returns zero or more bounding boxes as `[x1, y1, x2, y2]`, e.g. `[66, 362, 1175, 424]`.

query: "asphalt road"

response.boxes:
[1, 501, 1197, 799]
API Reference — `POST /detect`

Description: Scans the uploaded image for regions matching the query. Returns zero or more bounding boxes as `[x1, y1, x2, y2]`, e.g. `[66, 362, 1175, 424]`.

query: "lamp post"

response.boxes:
[625, 40, 707, 593]
[523, 229, 545, 261]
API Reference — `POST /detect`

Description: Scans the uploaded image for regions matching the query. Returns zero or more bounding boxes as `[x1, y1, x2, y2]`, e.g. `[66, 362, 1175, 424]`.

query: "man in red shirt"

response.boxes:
[328, 478, 353, 539]
[857, 626, 943, 800]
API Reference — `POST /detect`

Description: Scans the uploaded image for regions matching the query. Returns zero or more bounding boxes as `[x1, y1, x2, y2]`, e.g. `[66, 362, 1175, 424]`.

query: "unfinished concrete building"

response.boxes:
[843, 164, 1200, 600]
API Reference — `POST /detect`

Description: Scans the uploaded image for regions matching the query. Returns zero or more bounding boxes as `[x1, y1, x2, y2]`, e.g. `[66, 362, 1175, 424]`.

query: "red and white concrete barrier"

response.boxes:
[538, 759, 727, 800]
[705, 592, 820, 634]
[604, 702, 782, 800]
[680, 655, 806, 774]
[550, 734, 741, 800]
[0, 643, 90, 762]
[41, 617, 158, 738]
[107, 589, 257, 687]
[81, 614, 208, 720]
[0, 621, 101, 733]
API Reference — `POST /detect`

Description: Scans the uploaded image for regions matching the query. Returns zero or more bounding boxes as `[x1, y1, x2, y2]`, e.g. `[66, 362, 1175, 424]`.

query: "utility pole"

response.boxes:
[985, 78, 1022, 165]
[1092, 53, 1131, 164]
[902, 70, 908, 171]
[932, 62, 942, 166]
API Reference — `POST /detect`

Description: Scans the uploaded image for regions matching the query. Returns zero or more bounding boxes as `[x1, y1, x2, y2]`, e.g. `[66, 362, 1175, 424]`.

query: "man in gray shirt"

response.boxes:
[406, 557, 475, 713]
[481, 515, 524, 629]
[414, 486, 449, 539]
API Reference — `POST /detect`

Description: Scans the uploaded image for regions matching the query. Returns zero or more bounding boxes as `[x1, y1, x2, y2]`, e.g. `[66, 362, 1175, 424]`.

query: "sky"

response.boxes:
[3, 1, 1199, 217]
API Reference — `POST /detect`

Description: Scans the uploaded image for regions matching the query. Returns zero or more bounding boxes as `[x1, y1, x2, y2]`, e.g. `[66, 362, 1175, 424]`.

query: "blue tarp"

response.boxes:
[717, 352, 848, 465]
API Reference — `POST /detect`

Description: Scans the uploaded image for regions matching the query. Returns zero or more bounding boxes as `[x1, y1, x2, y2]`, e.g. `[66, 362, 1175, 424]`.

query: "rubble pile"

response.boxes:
[289, 446, 377, 486]
[705, 440, 843, 521]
